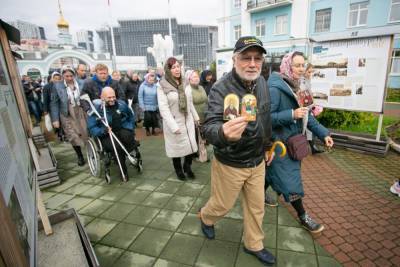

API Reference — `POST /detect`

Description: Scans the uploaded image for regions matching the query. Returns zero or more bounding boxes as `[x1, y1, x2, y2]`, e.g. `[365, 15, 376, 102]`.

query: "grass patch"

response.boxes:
[386, 88, 400, 102]
[318, 109, 399, 137]
[336, 115, 398, 137]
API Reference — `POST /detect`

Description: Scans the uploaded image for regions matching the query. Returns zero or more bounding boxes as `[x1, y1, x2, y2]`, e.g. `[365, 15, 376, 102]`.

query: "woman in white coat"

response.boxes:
[158, 57, 199, 180]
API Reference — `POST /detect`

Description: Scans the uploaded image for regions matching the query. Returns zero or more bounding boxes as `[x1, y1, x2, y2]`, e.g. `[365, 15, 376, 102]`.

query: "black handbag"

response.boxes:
[286, 134, 310, 161]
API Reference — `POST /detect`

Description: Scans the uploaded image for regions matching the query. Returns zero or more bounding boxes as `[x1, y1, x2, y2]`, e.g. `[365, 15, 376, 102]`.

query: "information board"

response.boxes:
[311, 36, 392, 113]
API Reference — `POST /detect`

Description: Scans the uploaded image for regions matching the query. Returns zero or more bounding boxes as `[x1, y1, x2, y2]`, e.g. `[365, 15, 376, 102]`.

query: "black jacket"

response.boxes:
[203, 69, 272, 168]
[80, 75, 126, 112]
[23, 81, 41, 102]
[123, 78, 141, 104]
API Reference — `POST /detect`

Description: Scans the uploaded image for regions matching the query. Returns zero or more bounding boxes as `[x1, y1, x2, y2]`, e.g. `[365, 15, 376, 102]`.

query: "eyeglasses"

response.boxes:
[237, 55, 264, 64]
[292, 63, 305, 68]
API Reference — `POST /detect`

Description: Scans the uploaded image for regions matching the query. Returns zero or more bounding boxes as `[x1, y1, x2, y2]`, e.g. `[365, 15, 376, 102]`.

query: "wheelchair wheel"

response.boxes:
[86, 138, 102, 177]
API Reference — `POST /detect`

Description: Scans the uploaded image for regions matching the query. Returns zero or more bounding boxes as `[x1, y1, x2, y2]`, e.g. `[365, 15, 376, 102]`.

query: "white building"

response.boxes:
[76, 30, 95, 52]
[9, 20, 43, 40]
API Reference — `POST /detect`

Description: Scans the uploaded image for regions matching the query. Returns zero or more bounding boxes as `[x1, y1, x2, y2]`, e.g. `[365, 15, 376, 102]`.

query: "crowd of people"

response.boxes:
[22, 35, 399, 266]
[23, 61, 216, 182]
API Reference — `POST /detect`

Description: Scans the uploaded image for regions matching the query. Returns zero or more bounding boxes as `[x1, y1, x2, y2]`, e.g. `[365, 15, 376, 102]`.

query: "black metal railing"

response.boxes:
[247, 0, 291, 10]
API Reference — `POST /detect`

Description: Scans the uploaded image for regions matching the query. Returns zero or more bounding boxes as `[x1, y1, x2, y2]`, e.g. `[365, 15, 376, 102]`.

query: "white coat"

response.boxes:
[158, 78, 199, 158]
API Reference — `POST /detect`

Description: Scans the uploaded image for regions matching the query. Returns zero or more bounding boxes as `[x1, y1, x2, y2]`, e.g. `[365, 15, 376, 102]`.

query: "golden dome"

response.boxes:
[57, 0, 69, 28]
[57, 16, 69, 28]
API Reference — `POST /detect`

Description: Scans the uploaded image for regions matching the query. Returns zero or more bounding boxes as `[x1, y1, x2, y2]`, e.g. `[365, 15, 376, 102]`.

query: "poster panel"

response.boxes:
[311, 36, 391, 113]
[216, 50, 233, 80]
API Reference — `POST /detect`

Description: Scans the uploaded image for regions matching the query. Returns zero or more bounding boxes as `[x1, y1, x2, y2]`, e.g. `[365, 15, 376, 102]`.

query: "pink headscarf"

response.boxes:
[280, 51, 295, 80]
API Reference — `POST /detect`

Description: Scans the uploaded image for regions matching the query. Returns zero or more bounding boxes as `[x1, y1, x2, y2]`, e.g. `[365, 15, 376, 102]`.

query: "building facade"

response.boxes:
[9, 20, 46, 40]
[76, 30, 95, 52]
[97, 18, 218, 70]
[217, 0, 400, 88]
[308, 0, 400, 88]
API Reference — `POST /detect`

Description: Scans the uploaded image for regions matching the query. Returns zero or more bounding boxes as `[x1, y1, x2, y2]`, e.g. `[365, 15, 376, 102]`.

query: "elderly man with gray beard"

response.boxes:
[199, 36, 275, 266]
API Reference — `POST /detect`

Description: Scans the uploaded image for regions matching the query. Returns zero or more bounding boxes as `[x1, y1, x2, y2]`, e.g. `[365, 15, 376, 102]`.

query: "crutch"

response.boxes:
[80, 94, 128, 181]
[81, 95, 137, 164]
[102, 101, 127, 182]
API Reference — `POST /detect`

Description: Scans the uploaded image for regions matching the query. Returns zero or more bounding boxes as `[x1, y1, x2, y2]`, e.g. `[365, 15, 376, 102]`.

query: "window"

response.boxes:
[348, 1, 368, 27]
[275, 15, 288, 35]
[234, 25, 241, 40]
[234, 0, 241, 8]
[315, 8, 331, 32]
[389, 0, 400, 22]
[391, 49, 400, 74]
[255, 19, 265, 37]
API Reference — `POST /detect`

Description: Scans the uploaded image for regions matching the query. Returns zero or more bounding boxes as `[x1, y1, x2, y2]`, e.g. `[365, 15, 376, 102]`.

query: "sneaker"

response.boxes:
[264, 191, 278, 207]
[300, 213, 324, 234]
[390, 180, 400, 197]
[243, 247, 276, 266]
[198, 209, 215, 239]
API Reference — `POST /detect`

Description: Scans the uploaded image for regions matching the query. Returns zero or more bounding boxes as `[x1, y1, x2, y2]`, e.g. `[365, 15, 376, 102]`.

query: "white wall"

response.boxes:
[218, 0, 233, 48]
[241, 0, 251, 36]
[291, 0, 310, 38]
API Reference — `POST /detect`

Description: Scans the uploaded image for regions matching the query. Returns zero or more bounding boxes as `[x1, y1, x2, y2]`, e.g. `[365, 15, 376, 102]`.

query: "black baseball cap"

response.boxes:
[234, 36, 266, 54]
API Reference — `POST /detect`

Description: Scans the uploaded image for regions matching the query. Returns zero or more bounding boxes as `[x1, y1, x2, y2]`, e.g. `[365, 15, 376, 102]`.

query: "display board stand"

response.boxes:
[376, 114, 384, 141]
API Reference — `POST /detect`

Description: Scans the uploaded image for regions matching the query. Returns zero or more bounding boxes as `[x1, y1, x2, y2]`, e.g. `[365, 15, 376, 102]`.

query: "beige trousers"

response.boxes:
[200, 158, 265, 251]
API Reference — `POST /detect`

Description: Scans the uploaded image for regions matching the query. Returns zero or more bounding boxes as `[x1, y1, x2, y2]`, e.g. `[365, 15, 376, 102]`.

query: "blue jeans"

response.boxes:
[28, 100, 42, 123]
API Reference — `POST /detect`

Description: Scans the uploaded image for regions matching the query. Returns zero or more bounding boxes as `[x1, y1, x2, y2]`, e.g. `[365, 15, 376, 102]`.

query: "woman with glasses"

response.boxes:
[138, 72, 160, 136]
[50, 66, 88, 166]
[158, 57, 199, 180]
[265, 51, 334, 233]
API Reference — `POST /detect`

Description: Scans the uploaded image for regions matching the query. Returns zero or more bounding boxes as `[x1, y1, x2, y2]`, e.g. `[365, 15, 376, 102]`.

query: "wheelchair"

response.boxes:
[86, 136, 143, 178]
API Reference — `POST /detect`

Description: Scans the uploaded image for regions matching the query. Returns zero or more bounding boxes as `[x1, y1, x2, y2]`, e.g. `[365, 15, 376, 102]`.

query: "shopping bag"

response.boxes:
[45, 114, 53, 132]
[197, 126, 207, 163]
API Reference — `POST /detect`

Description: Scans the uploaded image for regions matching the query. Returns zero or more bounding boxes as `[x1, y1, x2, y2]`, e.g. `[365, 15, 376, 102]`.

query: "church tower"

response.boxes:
[57, 0, 72, 45]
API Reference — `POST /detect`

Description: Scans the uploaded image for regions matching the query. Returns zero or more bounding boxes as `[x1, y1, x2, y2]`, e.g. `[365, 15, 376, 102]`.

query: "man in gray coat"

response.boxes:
[199, 36, 275, 266]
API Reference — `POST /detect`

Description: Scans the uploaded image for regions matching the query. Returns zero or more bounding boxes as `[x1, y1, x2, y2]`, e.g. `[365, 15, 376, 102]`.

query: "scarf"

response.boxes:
[164, 65, 187, 114]
[280, 52, 300, 93]
[64, 79, 80, 107]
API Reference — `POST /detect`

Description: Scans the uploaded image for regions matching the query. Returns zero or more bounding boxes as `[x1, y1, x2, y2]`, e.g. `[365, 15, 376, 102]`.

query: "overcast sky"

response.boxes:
[0, 0, 221, 43]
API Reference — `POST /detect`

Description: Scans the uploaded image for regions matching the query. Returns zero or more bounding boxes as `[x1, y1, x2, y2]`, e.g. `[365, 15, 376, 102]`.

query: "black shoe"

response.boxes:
[183, 162, 195, 179]
[243, 247, 276, 266]
[198, 209, 215, 239]
[77, 155, 85, 166]
[151, 128, 157, 135]
[300, 213, 324, 233]
[184, 167, 195, 179]
[146, 129, 151, 136]
[176, 170, 186, 181]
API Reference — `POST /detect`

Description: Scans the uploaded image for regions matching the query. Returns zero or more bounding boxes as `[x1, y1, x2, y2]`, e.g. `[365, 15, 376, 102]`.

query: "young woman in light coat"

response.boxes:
[158, 57, 199, 180]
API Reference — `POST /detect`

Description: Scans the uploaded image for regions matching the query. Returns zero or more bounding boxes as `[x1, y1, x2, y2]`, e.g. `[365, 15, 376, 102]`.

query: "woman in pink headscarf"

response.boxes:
[264, 51, 334, 234]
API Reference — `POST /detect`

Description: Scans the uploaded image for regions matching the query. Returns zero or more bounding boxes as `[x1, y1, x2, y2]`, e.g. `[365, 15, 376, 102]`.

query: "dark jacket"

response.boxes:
[123, 78, 141, 104]
[23, 81, 41, 102]
[80, 75, 126, 112]
[87, 100, 135, 137]
[266, 72, 329, 202]
[203, 69, 272, 168]
[200, 70, 213, 96]
[42, 82, 55, 113]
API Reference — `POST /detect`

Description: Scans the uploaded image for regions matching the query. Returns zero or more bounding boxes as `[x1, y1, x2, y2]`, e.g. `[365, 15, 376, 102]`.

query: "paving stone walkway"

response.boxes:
[297, 149, 400, 267]
[42, 130, 399, 266]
